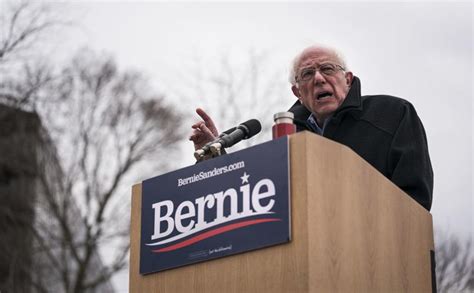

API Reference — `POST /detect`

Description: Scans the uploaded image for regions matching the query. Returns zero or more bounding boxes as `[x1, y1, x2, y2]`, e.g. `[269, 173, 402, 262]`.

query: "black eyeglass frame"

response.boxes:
[295, 63, 346, 83]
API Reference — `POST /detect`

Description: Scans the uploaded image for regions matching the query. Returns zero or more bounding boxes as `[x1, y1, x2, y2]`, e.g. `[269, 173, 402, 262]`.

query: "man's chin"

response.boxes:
[311, 104, 338, 117]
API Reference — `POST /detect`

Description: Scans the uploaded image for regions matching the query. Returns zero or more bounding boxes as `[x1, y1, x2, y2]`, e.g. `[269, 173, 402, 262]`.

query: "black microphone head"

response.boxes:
[221, 126, 236, 136]
[240, 119, 261, 139]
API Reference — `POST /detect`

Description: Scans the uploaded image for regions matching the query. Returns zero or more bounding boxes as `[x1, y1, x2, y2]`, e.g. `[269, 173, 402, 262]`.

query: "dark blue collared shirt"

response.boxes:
[306, 114, 332, 135]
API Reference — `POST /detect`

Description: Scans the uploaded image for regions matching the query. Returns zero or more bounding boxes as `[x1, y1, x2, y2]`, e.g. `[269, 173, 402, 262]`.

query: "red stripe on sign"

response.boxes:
[152, 218, 281, 253]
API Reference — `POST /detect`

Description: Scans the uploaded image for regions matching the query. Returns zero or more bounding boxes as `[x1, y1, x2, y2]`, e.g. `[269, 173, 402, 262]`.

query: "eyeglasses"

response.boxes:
[296, 63, 345, 83]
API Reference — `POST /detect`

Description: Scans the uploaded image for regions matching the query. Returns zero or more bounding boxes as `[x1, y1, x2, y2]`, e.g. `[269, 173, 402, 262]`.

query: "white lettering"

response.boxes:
[252, 179, 275, 213]
[194, 194, 215, 230]
[214, 188, 238, 219]
[148, 177, 277, 246]
[151, 200, 174, 240]
[175, 201, 196, 233]
[240, 184, 252, 215]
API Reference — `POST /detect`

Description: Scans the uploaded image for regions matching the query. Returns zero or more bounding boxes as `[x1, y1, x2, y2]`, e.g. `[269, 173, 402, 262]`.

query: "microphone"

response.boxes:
[194, 127, 236, 159]
[194, 119, 261, 160]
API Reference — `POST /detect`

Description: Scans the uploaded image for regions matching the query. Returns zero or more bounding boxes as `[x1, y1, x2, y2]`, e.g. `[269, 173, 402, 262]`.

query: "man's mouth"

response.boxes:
[316, 92, 333, 100]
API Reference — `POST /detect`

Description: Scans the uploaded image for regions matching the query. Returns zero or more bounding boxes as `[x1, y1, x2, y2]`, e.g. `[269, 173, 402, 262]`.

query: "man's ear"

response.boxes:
[345, 71, 353, 86]
[291, 85, 300, 98]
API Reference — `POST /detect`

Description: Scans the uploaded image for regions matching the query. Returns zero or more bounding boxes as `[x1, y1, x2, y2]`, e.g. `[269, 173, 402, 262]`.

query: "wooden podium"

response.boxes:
[129, 132, 434, 292]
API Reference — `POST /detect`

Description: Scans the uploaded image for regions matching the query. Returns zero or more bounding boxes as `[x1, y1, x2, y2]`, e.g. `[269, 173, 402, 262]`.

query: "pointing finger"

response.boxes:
[196, 108, 218, 135]
[196, 108, 216, 127]
[196, 108, 211, 122]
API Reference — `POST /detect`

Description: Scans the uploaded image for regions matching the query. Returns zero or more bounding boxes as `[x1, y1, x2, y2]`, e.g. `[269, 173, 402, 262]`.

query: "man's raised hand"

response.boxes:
[189, 108, 219, 150]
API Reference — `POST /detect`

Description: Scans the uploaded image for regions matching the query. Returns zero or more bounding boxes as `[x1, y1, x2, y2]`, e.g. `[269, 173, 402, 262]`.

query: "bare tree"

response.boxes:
[0, 0, 64, 110]
[1, 1, 184, 292]
[0, 0, 60, 63]
[28, 49, 182, 293]
[174, 48, 292, 150]
[435, 229, 474, 292]
[1, 48, 183, 292]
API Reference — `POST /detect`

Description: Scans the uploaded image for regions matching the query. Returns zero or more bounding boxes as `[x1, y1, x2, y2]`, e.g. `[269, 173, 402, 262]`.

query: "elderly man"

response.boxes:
[190, 45, 433, 211]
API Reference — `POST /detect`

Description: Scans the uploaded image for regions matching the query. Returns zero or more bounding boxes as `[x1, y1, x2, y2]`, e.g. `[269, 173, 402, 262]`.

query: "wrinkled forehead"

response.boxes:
[298, 48, 340, 68]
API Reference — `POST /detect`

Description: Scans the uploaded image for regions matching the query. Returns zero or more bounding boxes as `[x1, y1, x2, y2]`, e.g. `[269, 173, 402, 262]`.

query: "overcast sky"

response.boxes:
[50, 1, 472, 291]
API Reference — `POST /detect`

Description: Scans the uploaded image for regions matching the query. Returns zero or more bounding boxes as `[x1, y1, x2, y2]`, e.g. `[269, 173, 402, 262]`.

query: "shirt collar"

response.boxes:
[306, 113, 332, 135]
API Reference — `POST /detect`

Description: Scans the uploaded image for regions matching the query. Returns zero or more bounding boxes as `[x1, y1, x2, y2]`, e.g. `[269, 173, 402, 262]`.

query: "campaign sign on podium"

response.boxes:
[140, 137, 291, 275]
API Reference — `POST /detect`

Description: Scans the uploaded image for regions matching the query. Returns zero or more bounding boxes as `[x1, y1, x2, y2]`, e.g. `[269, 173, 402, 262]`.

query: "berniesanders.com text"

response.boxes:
[177, 161, 245, 187]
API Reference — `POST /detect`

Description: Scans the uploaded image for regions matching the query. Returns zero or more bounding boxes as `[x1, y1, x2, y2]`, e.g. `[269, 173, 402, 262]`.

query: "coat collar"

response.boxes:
[332, 75, 363, 120]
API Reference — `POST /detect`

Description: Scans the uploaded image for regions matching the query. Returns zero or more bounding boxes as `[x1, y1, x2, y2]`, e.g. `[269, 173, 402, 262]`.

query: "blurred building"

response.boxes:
[0, 105, 114, 293]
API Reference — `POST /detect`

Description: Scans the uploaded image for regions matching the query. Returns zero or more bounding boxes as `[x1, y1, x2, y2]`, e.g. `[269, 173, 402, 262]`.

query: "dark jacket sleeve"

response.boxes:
[387, 102, 433, 210]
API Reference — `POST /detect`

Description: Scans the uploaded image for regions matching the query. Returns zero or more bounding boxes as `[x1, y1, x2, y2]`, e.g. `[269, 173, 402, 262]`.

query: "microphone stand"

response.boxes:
[194, 143, 225, 162]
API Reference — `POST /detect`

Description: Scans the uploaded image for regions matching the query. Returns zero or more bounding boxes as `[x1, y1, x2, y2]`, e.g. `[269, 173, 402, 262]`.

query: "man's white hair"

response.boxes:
[288, 44, 349, 86]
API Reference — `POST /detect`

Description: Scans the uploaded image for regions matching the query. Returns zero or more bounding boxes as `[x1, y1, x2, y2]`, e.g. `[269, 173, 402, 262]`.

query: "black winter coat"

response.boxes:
[289, 76, 433, 210]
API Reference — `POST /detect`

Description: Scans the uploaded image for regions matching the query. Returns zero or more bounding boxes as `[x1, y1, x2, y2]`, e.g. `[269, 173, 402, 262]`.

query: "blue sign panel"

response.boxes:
[140, 136, 290, 275]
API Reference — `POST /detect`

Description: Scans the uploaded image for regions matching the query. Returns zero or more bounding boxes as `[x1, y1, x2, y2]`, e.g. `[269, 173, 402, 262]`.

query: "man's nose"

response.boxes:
[313, 70, 326, 84]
